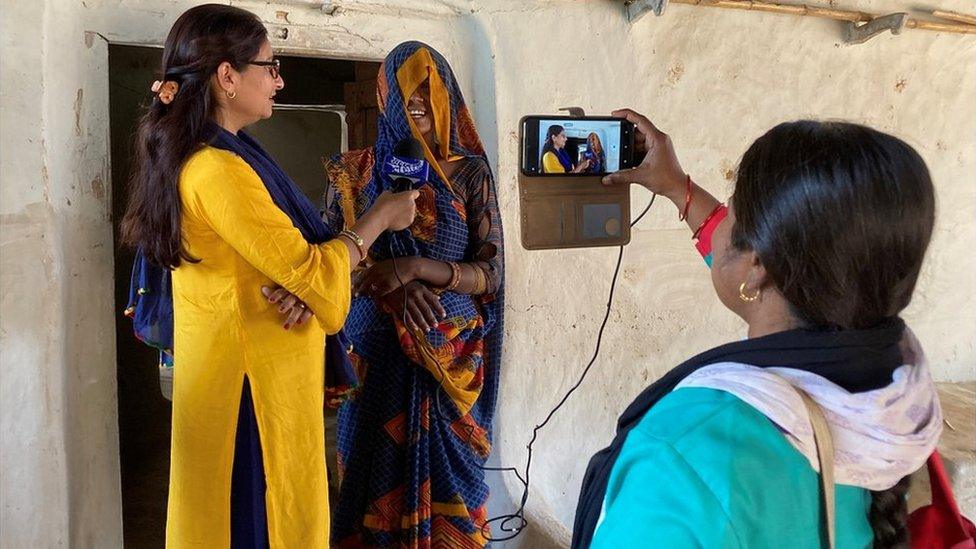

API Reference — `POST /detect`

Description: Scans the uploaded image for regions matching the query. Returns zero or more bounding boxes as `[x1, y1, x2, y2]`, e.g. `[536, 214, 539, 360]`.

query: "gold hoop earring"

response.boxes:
[226, 90, 237, 99]
[738, 282, 760, 303]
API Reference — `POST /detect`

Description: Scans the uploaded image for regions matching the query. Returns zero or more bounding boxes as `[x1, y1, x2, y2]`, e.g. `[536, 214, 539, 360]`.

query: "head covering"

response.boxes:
[324, 42, 505, 546]
[374, 41, 486, 180]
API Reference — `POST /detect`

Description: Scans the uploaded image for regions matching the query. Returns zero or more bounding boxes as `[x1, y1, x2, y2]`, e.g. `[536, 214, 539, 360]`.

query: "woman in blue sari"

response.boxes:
[322, 42, 504, 548]
[581, 132, 605, 174]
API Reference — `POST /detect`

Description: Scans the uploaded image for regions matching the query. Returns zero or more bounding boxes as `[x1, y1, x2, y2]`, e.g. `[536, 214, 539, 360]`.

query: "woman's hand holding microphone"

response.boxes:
[264, 188, 420, 330]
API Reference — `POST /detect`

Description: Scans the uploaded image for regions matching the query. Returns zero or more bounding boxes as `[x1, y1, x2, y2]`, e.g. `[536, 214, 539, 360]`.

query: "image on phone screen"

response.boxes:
[521, 116, 635, 176]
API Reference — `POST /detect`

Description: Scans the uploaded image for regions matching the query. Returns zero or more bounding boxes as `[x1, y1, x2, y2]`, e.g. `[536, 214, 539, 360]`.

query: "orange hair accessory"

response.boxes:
[151, 80, 179, 105]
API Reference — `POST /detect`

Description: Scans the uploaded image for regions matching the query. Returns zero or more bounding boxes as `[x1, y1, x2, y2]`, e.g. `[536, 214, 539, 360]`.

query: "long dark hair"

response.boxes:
[587, 132, 604, 155]
[587, 131, 606, 168]
[541, 124, 565, 165]
[731, 120, 935, 547]
[120, 4, 268, 267]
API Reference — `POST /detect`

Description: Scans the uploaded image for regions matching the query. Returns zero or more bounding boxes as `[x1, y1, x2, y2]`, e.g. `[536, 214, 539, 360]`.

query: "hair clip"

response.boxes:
[151, 80, 179, 105]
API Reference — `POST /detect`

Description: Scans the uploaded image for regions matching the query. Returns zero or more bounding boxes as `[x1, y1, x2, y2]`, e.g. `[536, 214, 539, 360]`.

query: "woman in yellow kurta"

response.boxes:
[540, 124, 590, 173]
[120, 5, 417, 547]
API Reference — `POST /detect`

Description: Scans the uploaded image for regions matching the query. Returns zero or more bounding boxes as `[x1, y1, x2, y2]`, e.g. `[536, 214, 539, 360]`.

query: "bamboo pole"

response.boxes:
[668, 0, 976, 35]
[932, 9, 976, 26]
[910, 19, 976, 33]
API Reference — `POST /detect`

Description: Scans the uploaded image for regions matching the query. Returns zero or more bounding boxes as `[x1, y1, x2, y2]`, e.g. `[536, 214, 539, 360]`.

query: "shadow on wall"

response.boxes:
[460, 13, 571, 549]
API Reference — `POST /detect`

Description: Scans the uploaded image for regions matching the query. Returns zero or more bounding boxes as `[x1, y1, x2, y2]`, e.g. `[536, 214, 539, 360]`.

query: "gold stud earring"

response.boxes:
[226, 90, 237, 99]
[738, 282, 760, 303]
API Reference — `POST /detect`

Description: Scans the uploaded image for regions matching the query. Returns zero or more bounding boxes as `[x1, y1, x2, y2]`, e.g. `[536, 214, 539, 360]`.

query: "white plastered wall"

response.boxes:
[1, 1, 973, 546]
[477, 1, 976, 542]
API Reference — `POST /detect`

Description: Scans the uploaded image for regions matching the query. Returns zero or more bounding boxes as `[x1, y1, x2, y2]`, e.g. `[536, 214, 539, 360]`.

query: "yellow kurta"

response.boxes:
[542, 151, 567, 173]
[168, 147, 350, 547]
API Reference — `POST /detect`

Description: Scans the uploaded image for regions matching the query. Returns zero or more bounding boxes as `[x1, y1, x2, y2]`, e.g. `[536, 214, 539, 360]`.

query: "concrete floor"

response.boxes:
[118, 381, 975, 548]
[119, 401, 560, 548]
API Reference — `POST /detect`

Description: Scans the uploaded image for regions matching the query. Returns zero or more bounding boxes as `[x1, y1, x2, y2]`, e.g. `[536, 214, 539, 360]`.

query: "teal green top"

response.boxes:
[591, 387, 874, 548]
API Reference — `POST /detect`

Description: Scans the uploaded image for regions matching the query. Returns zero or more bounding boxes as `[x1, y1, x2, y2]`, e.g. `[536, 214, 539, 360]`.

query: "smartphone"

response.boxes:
[520, 115, 635, 176]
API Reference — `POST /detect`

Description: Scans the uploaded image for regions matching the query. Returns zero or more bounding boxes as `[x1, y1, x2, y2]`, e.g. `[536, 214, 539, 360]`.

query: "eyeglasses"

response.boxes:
[246, 58, 281, 79]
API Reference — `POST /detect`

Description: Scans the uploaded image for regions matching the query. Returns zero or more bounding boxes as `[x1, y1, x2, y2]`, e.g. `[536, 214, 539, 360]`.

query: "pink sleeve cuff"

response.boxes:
[694, 205, 728, 261]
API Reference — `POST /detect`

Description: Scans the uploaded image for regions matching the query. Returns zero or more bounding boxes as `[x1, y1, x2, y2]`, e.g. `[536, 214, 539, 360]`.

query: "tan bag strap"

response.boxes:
[797, 388, 836, 549]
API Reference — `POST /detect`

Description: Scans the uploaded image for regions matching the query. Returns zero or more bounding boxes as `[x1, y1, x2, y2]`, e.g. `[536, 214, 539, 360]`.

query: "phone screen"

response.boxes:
[521, 116, 634, 176]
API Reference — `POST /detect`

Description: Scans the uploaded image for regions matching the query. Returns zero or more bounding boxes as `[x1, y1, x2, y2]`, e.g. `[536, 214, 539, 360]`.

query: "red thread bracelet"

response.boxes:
[693, 203, 726, 240]
[678, 175, 692, 222]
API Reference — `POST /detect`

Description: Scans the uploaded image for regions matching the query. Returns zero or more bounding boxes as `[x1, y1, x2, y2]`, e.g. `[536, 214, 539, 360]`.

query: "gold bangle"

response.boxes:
[481, 267, 490, 294]
[444, 262, 462, 292]
[472, 265, 487, 295]
[339, 229, 366, 263]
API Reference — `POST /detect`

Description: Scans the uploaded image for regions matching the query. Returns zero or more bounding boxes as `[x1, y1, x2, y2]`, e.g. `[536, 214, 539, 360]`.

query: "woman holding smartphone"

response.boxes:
[574, 109, 942, 548]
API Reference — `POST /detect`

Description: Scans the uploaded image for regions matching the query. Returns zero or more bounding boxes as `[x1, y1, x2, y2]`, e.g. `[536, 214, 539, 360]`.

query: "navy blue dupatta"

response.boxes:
[125, 123, 356, 391]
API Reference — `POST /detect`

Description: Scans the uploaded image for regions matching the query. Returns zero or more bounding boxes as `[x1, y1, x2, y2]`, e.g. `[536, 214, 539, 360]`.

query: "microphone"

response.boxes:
[385, 137, 431, 193]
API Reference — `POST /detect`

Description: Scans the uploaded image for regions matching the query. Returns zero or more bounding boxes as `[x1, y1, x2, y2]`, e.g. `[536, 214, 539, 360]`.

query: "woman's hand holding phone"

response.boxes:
[601, 109, 687, 201]
[603, 108, 722, 231]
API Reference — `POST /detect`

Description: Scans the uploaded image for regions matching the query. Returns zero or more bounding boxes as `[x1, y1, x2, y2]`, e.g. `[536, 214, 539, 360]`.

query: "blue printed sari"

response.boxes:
[323, 42, 504, 548]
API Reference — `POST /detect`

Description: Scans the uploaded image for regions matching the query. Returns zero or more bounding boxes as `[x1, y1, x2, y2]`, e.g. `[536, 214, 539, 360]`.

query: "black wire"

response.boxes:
[387, 191, 657, 542]
[390, 237, 409, 328]
[480, 191, 657, 541]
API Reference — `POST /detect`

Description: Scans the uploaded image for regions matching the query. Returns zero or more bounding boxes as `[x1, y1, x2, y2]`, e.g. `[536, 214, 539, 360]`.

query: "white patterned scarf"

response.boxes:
[675, 328, 942, 491]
